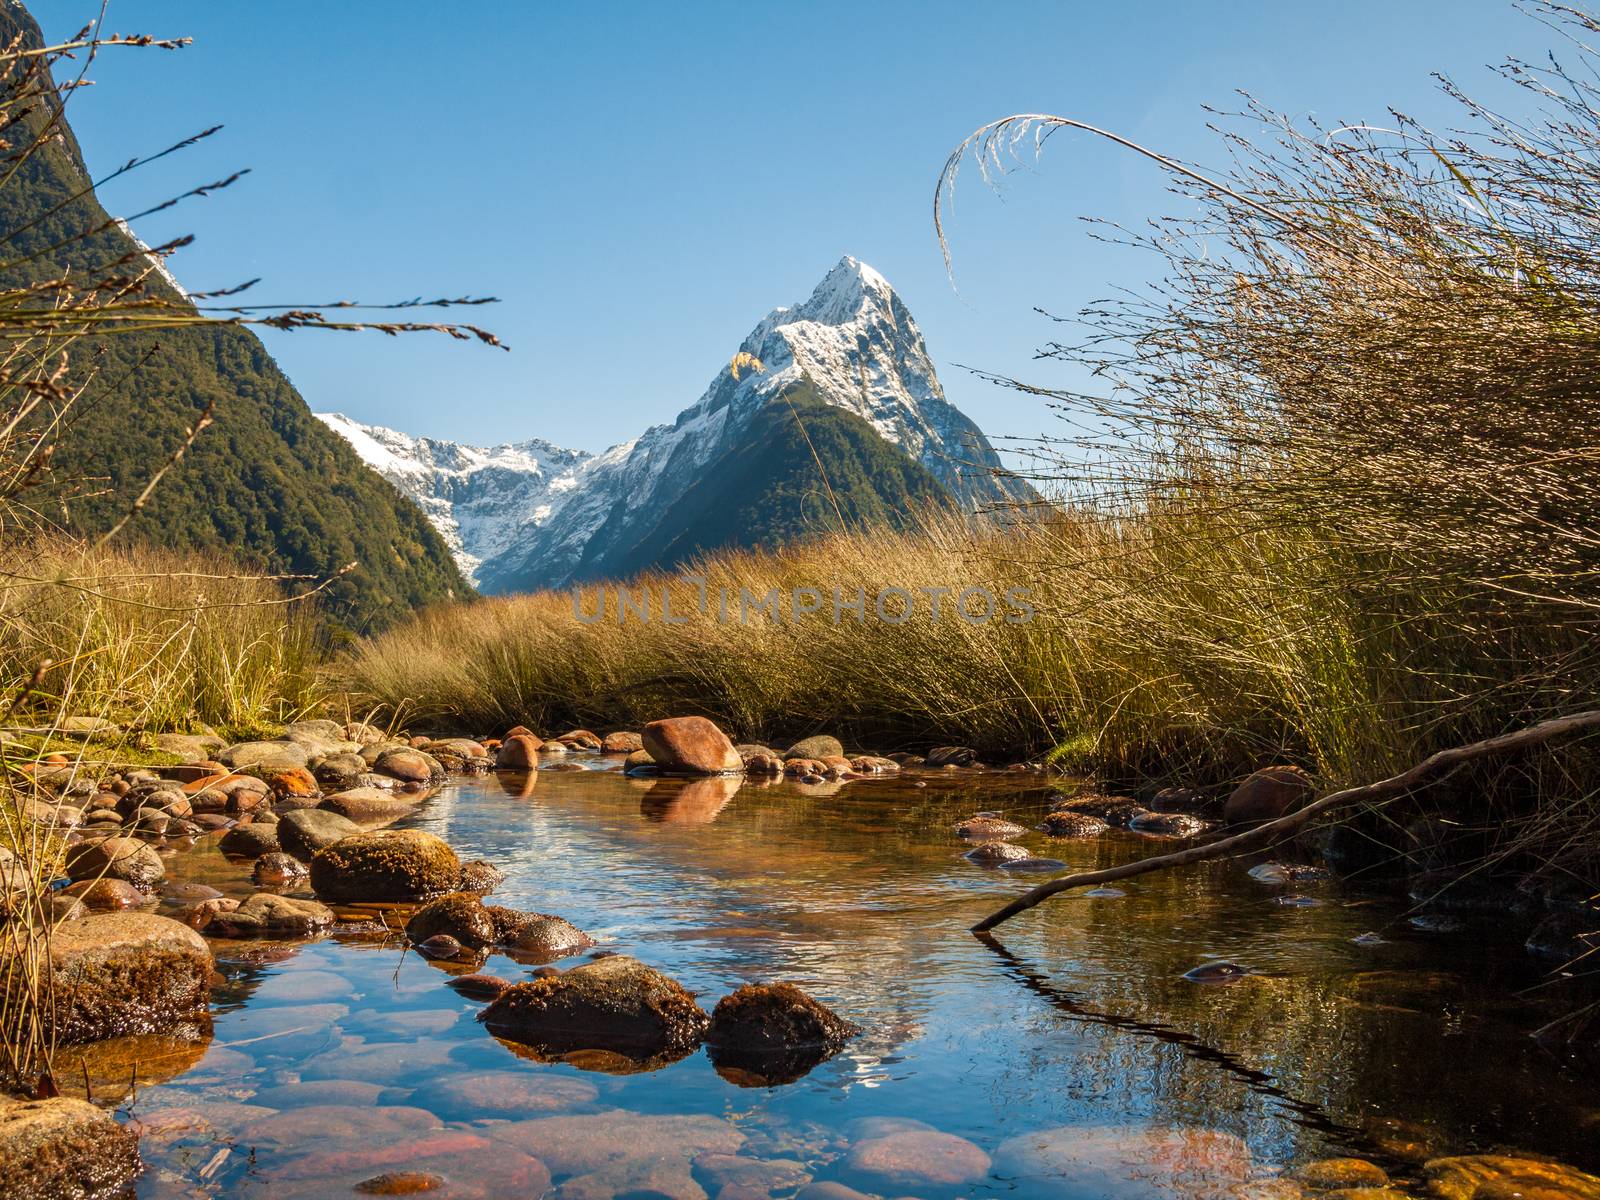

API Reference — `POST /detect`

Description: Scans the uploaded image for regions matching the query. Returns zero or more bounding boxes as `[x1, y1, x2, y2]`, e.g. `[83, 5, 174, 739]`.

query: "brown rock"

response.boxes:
[847, 1129, 992, 1188]
[706, 983, 857, 1084]
[954, 815, 1028, 841]
[1423, 1155, 1600, 1200]
[993, 1124, 1252, 1198]
[965, 840, 1033, 865]
[63, 836, 164, 888]
[0, 1096, 142, 1199]
[208, 892, 335, 938]
[492, 1111, 742, 1200]
[373, 748, 439, 784]
[489, 907, 596, 961]
[219, 822, 281, 858]
[448, 973, 512, 1001]
[479, 953, 709, 1060]
[406, 892, 498, 949]
[601, 731, 643, 754]
[319, 787, 422, 827]
[309, 829, 461, 903]
[641, 716, 743, 775]
[252, 851, 309, 886]
[266, 766, 321, 798]
[495, 734, 545, 769]
[22, 912, 212, 1043]
[1225, 765, 1314, 825]
[1038, 811, 1110, 838]
[62, 877, 149, 911]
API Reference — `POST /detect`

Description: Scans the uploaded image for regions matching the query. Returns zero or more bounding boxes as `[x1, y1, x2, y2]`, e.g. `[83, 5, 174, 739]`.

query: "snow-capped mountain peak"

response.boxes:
[314, 412, 590, 583]
[320, 257, 1035, 593]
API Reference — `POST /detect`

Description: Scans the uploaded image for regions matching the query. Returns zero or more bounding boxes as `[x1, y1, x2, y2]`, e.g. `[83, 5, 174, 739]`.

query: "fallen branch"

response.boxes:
[971, 708, 1600, 933]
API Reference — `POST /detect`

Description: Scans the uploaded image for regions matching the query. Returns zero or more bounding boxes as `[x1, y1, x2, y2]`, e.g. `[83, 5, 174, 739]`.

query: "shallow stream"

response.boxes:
[90, 763, 1600, 1198]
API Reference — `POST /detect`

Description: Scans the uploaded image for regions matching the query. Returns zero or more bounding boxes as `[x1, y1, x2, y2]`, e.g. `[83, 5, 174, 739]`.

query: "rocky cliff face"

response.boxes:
[321, 256, 1036, 592]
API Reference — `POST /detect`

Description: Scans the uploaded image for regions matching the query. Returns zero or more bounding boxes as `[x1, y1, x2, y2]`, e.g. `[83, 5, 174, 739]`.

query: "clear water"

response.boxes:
[84, 763, 1600, 1198]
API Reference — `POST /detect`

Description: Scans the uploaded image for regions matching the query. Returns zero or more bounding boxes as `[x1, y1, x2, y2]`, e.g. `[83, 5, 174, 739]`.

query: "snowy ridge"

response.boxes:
[320, 257, 1034, 593]
[314, 412, 590, 583]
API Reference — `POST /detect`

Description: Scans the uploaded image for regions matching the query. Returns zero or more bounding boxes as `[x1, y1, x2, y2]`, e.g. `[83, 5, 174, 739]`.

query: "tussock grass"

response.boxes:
[0, 540, 323, 737]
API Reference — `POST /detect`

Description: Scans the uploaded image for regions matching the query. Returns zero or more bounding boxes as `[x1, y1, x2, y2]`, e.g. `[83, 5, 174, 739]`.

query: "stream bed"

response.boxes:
[87, 762, 1600, 1198]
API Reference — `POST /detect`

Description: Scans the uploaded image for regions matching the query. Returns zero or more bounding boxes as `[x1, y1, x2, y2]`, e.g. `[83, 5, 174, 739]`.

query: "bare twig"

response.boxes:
[972, 708, 1600, 932]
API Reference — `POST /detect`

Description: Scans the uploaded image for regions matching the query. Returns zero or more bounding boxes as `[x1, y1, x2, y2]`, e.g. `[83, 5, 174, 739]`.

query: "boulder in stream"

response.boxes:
[478, 954, 709, 1062]
[706, 983, 858, 1085]
[641, 716, 743, 774]
[0, 1096, 142, 1199]
[309, 830, 461, 903]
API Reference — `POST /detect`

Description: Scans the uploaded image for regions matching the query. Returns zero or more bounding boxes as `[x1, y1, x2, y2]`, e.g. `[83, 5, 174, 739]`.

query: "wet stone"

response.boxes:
[965, 840, 1032, 865]
[845, 1128, 992, 1189]
[953, 815, 1028, 841]
[355, 1171, 445, 1195]
[999, 856, 1066, 874]
[479, 953, 709, 1063]
[1296, 1158, 1390, 1189]
[252, 851, 309, 886]
[1183, 961, 1251, 984]
[994, 1124, 1254, 1199]
[448, 973, 511, 1000]
[422, 1069, 599, 1117]
[1038, 810, 1110, 838]
[1128, 811, 1210, 836]
[1423, 1154, 1600, 1200]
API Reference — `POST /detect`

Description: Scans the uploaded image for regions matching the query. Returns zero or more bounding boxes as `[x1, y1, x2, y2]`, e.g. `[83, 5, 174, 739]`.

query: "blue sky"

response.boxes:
[36, 1, 1537, 458]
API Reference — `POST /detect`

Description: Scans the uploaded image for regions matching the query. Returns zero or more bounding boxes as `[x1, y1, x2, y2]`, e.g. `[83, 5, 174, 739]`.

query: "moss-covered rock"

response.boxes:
[309, 830, 460, 903]
[406, 892, 498, 949]
[487, 907, 595, 962]
[478, 954, 708, 1061]
[705, 982, 858, 1085]
[17, 912, 213, 1044]
[0, 1095, 142, 1199]
[207, 892, 334, 938]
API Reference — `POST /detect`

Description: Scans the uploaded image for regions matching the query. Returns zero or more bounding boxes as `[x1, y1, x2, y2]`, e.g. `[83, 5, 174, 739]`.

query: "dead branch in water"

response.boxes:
[971, 708, 1600, 933]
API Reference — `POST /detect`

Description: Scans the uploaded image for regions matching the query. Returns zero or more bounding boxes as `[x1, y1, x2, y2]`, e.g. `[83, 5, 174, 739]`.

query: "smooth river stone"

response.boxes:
[299, 1040, 458, 1085]
[991, 1125, 1254, 1198]
[238, 1103, 441, 1148]
[845, 1129, 992, 1189]
[269, 1132, 552, 1199]
[252, 1079, 387, 1108]
[491, 1110, 744, 1200]
[420, 1069, 599, 1118]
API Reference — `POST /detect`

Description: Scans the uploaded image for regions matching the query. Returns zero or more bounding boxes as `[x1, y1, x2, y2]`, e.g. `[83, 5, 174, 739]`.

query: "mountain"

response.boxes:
[313, 415, 591, 583]
[0, 3, 470, 630]
[323, 257, 1035, 592]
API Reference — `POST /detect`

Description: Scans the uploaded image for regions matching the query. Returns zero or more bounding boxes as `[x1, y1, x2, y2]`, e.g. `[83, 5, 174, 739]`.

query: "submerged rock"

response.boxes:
[1225, 765, 1314, 825]
[0, 1096, 142, 1200]
[993, 1125, 1253, 1199]
[1296, 1158, 1389, 1189]
[26, 912, 212, 1043]
[478, 954, 709, 1062]
[61, 877, 148, 912]
[846, 1128, 992, 1189]
[1182, 961, 1251, 984]
[310, 830, 461, 903]
[706, 983, 858, 1084]
[1424, 1154, 1600, 1199]
[492, 1111, 743, 1200]
[1000, 857, 1067, 874]
[1049, 794, 1147, 827]
[925, 745, 980, 767]
[641, 716, 743, 774]
[423, 1069, 599, 1117]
